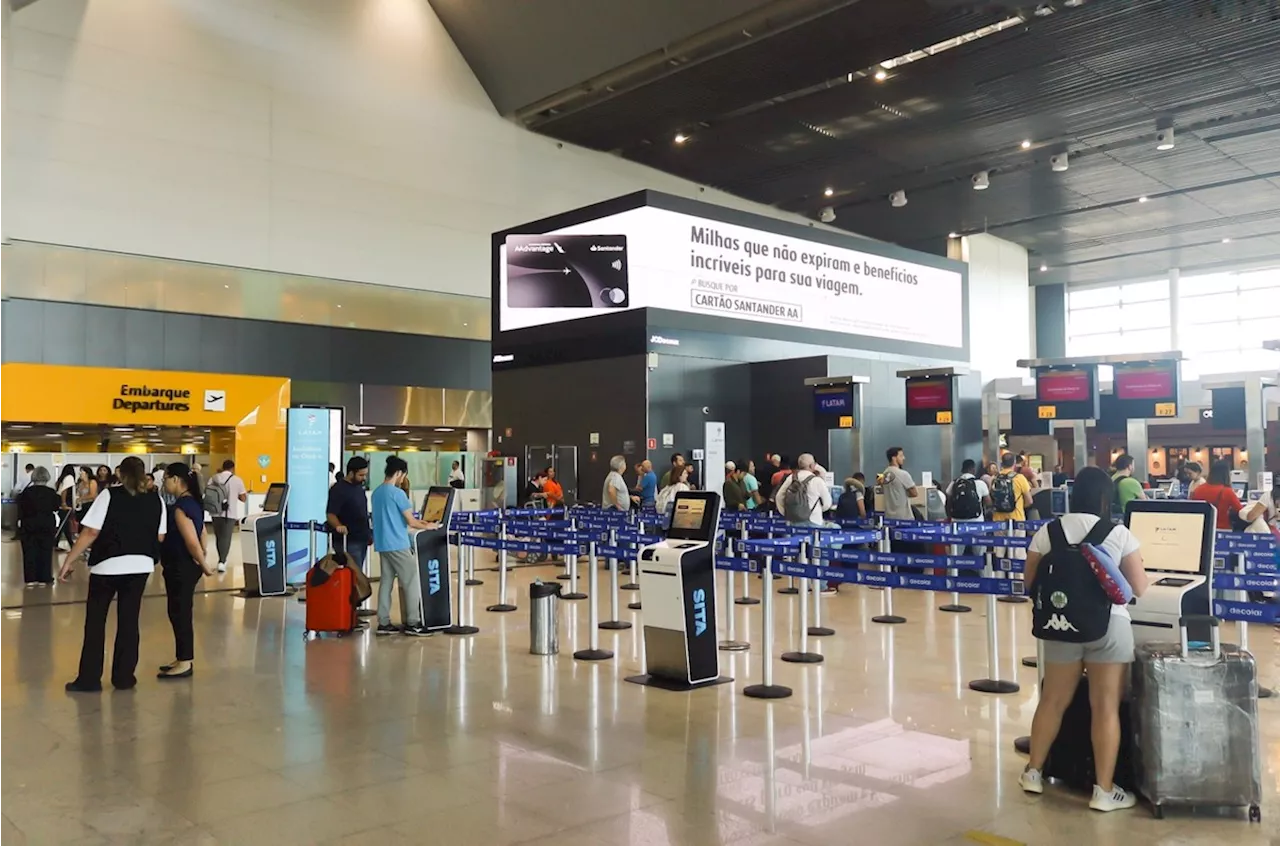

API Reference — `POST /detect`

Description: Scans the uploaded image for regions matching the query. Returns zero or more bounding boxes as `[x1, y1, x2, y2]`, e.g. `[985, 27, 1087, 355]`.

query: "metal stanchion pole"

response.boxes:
[563, 518, 586, 600]
[744, 553, 792, 699]
[968, 551, 1019, 694]
[297, 520, 317, 604]
[574, 540, 613, 660]
[939, 541, 971, 613]
[720, 533, 749, 651]
[782, 543, 822, 663]
[872, 523, 906, 625]
[444, 534, 479, 635]
[465, 536, 483, 586]
[998, 519, 1028, 604]
[600, 528, 630, 630]
[556, 514, 573, 581]
[736, 523, 760, 605]
[808, 531, 834, 637]
[1236, 552, 1275, 698]
[487, 523, 516, 613]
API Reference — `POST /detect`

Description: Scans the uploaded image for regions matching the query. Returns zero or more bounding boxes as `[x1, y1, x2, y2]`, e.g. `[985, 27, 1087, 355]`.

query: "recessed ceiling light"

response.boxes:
[1021, 139, 1031, 149]
[391, 429, 409, 435]
[873, 69, 887, 81]
[114, 427, 133, 432]
[948, 232, 959, 239]
[375, 438, 388, 444]
[224, 284, 230, 289]
[823, 187, 834, 197]
[335, 304, 342, 309]
[1138, 196, 1149, 203]
[46, 433, 61, 437]
[409, 437, 422, 442]
[10, 424, 32, 429]
[434, 439, 445, 444]
[846, 72, 854, 82]
[436, 428, 455, 432]
[69, 431, 84, 436]
[674, 133, 688, 144]
[1222, 237, 1231, 244]
[1040, 264, 1049, 272]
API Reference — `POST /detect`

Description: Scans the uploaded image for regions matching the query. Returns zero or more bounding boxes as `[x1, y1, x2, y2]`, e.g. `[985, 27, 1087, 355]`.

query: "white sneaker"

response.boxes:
[1089, 784, 1136, 812]
[1018, 767, 1044, 795]
[217, 562, 227, 573]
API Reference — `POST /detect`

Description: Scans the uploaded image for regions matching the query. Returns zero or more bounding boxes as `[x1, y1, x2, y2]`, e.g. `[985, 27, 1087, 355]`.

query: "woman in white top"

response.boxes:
[61, 456, 167, 692]
[655, 464, 692, 515]
[1017, 466, 1149, 812]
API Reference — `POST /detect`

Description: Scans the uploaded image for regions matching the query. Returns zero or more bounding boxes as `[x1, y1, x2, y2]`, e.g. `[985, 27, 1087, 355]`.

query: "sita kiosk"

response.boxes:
[240, 483, 289, 597]
[628, 491, 725, 690]
[1125, 499, 1217, 645]
[399, 486, 456, 631]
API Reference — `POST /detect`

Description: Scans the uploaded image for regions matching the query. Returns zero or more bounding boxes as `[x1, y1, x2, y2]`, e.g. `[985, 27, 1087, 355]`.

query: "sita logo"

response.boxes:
[692, 588, 708, 635]
[264, 538, 277, 569]
[427, 558, 441, 596]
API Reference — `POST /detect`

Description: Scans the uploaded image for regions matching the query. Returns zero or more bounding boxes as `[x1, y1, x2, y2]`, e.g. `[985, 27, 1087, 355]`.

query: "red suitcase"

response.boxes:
[305, 565, 358, 636]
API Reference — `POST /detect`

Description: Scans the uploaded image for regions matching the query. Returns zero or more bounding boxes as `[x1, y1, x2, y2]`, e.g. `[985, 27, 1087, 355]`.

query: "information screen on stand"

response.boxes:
[813, 385, 855, 429]
[1034, 365, 1099, 420]
[905, 376, 954, 426]
[1113, 360, 1180, 419]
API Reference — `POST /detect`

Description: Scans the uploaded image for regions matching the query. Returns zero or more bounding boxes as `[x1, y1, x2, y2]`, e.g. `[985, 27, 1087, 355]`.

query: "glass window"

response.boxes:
[1175, 265, 1280, 374]
[1068, 285, 1120, 309]
[1120, 279, 1169, 304]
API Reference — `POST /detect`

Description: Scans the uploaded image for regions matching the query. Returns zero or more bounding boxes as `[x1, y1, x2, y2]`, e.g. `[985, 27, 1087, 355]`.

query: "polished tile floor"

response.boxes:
[2, 540, 1277, 845]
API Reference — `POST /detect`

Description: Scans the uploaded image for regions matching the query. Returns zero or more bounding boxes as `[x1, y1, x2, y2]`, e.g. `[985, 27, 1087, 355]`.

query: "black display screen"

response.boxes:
[667, 492, 721, 542]
[1211, 386, 1246, 430]
[1009, 398, 1051, 435]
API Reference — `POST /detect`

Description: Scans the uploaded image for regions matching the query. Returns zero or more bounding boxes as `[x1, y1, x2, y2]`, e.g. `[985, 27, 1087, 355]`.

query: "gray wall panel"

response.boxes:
[2, 299, 43, 363]
[123, 309, 159, 369]
[41, 301, 87, 365]
[163, 314, 203, 372]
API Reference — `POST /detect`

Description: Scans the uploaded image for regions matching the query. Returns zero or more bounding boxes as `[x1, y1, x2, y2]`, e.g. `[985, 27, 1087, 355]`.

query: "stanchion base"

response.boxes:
[573, 648, 614, 661]
[781, 651, 824, 664]
[968, 679, 1021, 694]
[939, 604, 972, 613]
[719, 640, 750, 651]
[743, 683, 793, 699]
[627, 601, 642, 610]
[356, 608, 376, 618]
[998, 596, 1029, 604]
[1014, 735, 1030, 755]
[465, 579, 484, 586]
[599, 620, 632, 630]
[562, 592, 587, 600]
[808, 626, 835, 637]
[1260, 686, 1275, 699]
[486, 603, 517, 613]
[771, 574, 783, 580]
[625, 673, 733, 691]
[778, 587, 800, 595]
[556, 573, 572, 581]
[620, 583, 640, 591]
[1021, 656, 1038, 668]
[297, 595, 307, 603]
[734, 597, 761, 606]
[872, 614, 907, 624]
[443, 625, 480, 636]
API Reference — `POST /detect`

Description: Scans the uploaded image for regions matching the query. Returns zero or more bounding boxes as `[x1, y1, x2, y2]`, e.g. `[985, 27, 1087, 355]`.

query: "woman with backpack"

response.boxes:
[158, 463, 216, 679]
[1017, 466, 1149, 812]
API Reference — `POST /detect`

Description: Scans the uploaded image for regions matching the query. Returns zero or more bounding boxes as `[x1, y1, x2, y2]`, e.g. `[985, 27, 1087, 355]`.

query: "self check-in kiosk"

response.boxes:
[634, 491, 722, 688]
[240, 483, 289, 597]
[401, 486, 456, 631]
[1125, 499, 1216, 645]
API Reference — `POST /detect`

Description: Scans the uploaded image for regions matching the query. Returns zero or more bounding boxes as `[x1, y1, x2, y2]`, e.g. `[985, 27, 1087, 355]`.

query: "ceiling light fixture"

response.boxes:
[436, 427, 455, 432]
[391, 429, 410, 435]
[948, 232, 959, 239]
[1040, 264, 1049, 272]
[1155, 127, 1175, 151]
[1222, 237, 1231, 244]
[674, 133, 689, 144]
[874, 69, 887, 81]
[889, 189, 907, 208]
[971, 170, 990, 190]
[823, 187, 834, 197]
[1138, 196, 1149, 203]
[1021, 139, 1031, 149]
[1033, 2, 1055, 15]
[819, 207, 836, 223]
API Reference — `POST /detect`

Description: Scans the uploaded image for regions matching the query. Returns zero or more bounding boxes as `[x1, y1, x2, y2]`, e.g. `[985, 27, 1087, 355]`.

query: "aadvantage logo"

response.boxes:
[264, 538, 278, 569]
[692, 588, 708, 635]
[1042, 613, 1079, 633]
[427, 558, 442, 596]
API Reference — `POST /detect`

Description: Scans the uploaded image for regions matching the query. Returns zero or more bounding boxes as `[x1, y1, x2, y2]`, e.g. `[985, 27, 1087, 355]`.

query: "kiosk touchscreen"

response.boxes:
[401, 486, 456, 631]
[1125, 499, 1216, 645]
[634, 491, 722, 688]
[240, 483, 289, 597]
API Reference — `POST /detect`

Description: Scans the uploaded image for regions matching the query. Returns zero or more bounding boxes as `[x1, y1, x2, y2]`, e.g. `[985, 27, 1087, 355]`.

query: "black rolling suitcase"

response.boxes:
[1042, 674, 1137, 792]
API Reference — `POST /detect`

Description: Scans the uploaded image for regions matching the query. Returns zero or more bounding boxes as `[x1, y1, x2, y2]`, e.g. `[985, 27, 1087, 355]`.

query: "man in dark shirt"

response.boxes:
[722, 462, 748, 511]
[326, 457, 371, 569]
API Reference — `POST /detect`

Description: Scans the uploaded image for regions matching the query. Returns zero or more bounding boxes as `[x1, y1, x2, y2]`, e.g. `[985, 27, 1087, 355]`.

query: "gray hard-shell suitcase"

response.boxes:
[1131, 615, 1262, 822]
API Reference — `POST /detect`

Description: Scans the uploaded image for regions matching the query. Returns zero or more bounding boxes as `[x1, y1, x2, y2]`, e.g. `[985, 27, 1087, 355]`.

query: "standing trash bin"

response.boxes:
[529, 580, 562, 655]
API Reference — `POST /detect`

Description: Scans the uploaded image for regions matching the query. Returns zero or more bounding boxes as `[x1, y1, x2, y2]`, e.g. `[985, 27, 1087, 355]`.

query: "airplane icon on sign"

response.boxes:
[203, 390, 226, 412]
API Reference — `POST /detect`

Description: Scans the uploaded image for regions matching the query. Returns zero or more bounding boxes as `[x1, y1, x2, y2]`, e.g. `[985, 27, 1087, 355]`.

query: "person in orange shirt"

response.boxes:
[541, 466, 564, 507]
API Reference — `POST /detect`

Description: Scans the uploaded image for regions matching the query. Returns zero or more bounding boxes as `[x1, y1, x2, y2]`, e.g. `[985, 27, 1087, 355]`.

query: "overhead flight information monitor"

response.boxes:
[904, 376, 954, 426]
[1113, 359, 1180, 419]
[1034, 364, 1099, 420]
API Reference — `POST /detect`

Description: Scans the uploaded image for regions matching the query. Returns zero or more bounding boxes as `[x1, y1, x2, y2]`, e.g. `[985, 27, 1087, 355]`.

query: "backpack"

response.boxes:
[203, 474, 230, 515]
[782, 473, 818, 523]
[1030, 519, 1115, 643]
[947, 476, 982, 520]
[991, 472, 1017, 513]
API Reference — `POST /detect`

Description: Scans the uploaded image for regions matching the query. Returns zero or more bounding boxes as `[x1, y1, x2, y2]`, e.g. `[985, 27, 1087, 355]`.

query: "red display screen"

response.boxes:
[1037, 369, 1092, 403]
[1114, 364, 1176, 401]
[906, 379, 952, 410]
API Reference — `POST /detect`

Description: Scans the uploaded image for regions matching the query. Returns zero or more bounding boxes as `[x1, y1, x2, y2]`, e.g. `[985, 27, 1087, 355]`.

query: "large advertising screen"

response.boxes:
[498, 207, 964, 348]
[1036, 369, 1092, 403]
[1114, 363, 1176, 401]
[905, 376, 954, 426]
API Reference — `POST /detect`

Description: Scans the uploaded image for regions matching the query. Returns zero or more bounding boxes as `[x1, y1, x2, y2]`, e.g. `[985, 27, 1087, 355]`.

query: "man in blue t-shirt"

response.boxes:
[637, 459, 658, 508]
[371, 456, 436, 637]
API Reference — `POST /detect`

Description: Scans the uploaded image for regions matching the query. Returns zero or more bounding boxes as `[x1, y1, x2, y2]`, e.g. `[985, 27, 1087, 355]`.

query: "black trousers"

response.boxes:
[76, 572, 150, 688]
[162, 559, 202, 661]
[20, 531, 56, 583]
[212, 516, 235, 565]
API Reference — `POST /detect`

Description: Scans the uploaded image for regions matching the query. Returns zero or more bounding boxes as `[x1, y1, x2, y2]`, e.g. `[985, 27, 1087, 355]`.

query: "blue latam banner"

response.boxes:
[285, 407, 337, 583]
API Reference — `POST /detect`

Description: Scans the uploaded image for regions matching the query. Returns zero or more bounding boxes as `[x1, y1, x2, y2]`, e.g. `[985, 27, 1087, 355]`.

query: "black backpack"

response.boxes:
[1031, 519, 1115, 643]
[947, 476, 982, 520]
[990, 472, 1017, 513]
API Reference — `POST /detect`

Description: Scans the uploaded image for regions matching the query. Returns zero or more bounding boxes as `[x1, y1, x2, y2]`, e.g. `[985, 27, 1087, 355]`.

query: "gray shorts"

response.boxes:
[1042, 614, 1135, 664]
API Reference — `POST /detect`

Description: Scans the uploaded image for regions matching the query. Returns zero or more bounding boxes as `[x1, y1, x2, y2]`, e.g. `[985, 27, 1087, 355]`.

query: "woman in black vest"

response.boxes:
[158, 463, 215, 679]
[60, 456, 166, 692]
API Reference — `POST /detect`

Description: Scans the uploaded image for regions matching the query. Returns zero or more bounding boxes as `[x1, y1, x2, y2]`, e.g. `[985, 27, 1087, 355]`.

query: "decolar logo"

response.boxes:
[264, 538, 278, 569]
[427, 558, 441, 596]
[692, 588, 708, 635]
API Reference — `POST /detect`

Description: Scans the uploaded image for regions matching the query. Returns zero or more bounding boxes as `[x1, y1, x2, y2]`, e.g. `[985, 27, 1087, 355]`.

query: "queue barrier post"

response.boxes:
[562, 517, 586, 600]
[872, 521, 906, 625]
[781, 541, 823, 664]
[939, 542, 972, 614]
[808, 530, 834, 637]
[296, 520, 318, 604]
[444, 533, 480, 636]
[997, 519, 1028, 604]
[574, 539, 613, 661]
[556, 514, 573, 581]
[599, 528, 631, 630]
[1233, 552, 1275, 698]
[719, 532, 749, 652]
[743, 553, 792, 699]
[967, 550, 1019, 694]
[464, 535, 483, 586]
[735, 523, 760, 605]
[487, 524, 517, 613]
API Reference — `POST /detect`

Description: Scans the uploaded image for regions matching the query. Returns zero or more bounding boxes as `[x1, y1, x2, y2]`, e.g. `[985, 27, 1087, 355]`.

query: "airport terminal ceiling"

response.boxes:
[484, 0, 1280, 289]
